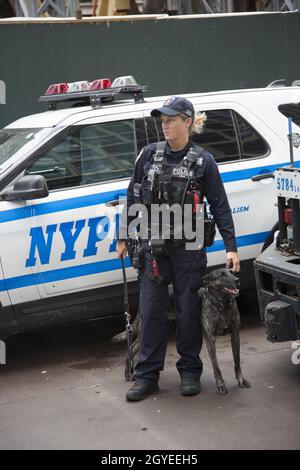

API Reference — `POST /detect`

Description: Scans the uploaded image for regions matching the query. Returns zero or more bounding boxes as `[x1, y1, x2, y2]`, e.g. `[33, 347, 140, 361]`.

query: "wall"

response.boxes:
[0, 12, 299, 128]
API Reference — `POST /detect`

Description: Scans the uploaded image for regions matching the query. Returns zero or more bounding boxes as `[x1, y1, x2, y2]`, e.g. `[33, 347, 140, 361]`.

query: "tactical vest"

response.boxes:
[137, 141, 205, 242]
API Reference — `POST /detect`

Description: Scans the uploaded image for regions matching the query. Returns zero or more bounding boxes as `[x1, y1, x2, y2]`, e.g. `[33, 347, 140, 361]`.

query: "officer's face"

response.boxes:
[160, 114, 192, 145]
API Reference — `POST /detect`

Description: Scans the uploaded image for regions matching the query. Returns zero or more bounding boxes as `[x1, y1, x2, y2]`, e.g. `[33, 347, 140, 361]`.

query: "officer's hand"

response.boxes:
[226, 251, 240, 272]
[117, 240, 127, 259]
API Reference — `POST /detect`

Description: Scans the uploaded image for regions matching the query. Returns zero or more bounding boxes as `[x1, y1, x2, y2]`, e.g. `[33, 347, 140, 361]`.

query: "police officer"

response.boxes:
[117, 96, 239, 401]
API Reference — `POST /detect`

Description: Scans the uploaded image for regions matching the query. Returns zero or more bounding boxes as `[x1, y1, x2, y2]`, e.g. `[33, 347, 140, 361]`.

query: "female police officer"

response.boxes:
[117, 96, 239, 401]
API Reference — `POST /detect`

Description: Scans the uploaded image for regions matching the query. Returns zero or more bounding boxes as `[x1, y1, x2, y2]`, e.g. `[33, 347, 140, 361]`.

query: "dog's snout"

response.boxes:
[233, 276, 240, 288]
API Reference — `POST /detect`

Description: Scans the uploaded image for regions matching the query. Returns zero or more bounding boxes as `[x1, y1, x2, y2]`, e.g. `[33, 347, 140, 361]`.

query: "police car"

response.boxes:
[0, 76, 299, 339]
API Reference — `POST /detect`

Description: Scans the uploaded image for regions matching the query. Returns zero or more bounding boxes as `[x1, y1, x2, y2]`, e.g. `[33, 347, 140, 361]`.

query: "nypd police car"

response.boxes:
[0, 76, 299, 339]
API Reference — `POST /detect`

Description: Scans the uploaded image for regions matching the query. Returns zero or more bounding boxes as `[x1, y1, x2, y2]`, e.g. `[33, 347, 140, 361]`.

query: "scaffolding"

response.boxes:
[11, 0, 300, 17]
[15, 0, 79, 17]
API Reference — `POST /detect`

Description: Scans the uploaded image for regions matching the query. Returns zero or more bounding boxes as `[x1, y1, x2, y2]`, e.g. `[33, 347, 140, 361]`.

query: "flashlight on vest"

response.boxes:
[193, 192, 200, 213]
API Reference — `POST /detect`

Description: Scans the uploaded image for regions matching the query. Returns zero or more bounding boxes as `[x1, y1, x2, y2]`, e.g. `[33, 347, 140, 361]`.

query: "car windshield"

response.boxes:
[0, 128, 44, 167]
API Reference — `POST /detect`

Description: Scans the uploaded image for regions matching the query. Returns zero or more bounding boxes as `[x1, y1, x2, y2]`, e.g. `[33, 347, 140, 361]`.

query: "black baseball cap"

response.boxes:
[151, 96, 195, 119]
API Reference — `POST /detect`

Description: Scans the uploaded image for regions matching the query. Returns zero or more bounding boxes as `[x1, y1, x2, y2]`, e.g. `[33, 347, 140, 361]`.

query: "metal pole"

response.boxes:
[226, 0, 234, 12]
[176, 0, 183, 14]
[67, 0, 79, 16]
[288, 117, 295, 167]
[284, 0, 296, 10]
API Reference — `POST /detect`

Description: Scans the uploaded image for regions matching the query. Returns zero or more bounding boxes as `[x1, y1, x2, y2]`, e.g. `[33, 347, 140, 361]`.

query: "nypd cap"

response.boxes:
[151, 96, 195, 120]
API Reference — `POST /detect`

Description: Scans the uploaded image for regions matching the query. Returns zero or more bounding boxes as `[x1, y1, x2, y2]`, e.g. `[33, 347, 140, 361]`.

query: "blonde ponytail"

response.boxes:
[190, 111, 207, 135]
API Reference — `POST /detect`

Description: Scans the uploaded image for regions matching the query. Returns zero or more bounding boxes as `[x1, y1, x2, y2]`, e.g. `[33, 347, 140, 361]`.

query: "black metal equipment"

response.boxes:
[121, 256, 134, 381]
[254, 116, 300, 342]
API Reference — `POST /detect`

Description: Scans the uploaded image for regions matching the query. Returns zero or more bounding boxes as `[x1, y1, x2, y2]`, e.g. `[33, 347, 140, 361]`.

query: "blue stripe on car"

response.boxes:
[0, 231, 269, 292]
[0, 189, 127, 223]
[0, 160, 299, 224]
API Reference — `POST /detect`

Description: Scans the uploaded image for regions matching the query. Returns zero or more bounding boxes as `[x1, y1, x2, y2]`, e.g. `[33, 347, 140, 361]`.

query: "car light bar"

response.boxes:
[39, 76, 146, 110]
[89, 78, 112, 91]
[46, 83, 69, 95]
[68, 81, 91, 93]
[111, 76, 137, 87]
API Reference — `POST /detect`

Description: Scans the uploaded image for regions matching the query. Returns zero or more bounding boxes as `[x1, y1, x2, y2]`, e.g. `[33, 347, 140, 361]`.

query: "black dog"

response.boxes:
[199, 268, 251, 394]
[125, 270, 251, 394]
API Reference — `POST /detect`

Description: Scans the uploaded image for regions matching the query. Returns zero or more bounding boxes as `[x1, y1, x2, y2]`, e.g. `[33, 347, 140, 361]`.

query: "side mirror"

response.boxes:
[0, 175, 49, 201]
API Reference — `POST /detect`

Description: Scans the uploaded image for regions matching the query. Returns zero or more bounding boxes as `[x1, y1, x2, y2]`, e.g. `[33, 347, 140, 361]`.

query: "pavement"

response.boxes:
[0, 291, 299, 450]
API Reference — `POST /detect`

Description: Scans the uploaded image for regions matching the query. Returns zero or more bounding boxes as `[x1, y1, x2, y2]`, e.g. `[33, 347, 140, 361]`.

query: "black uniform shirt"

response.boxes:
[119, 139, 237, 253]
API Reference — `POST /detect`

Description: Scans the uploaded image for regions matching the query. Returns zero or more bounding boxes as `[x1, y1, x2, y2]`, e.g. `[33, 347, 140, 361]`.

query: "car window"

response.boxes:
[145, 117, 160, 143]
[25, 119, 139, 190]
[135, 118, 148, 152]
[235, 112, 269, 159]
[192, 109, 268, 163]
[191, 109, 240, 163]
[0, 128, 43, 166]
[134, 117, 159, 153]
[154, 110, 241, 162]
[156, 119, 165, 142]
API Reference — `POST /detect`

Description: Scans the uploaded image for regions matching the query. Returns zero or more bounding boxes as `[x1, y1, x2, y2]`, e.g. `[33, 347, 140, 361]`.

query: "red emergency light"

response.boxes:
[89, 78, 112, 91]
[46, 83, 69, 95]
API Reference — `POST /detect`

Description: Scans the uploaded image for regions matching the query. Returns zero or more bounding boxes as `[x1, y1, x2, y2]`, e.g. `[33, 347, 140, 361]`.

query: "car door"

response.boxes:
[0, 112, 146, 311]
[190, 103, 285, 267]
[151, 102, 284, 266]
[0, 195, 42, 308]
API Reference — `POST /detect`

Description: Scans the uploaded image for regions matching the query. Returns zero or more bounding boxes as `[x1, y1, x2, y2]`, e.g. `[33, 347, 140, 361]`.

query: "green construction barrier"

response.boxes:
[0, 12, 299, 129]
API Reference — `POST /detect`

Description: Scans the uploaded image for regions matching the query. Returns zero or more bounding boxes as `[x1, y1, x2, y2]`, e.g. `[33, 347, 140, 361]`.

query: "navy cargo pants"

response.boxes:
[134, 242, 206, 385]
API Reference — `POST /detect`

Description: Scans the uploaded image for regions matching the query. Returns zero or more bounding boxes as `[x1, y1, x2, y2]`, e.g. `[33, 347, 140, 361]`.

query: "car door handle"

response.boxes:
[105, 199, 125, 207]
[251, 172, 274, 182]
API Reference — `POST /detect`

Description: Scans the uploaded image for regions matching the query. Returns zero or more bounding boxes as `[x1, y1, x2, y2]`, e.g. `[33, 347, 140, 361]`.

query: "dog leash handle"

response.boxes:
[121, 256, 135, 381]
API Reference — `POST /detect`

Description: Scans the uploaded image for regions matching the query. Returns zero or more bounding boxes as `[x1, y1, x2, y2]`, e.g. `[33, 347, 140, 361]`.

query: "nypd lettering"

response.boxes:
[25, 214, 119, 267]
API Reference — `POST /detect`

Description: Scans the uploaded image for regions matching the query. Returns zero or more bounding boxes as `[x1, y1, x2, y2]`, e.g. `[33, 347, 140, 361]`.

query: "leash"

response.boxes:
[121, 256, 134, 381]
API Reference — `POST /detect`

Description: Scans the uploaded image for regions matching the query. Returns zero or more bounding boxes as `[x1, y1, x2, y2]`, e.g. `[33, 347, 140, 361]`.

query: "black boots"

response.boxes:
[126, 376, 201, 401]
[126, 381, 159, 402]
[180, 375, 201, 396]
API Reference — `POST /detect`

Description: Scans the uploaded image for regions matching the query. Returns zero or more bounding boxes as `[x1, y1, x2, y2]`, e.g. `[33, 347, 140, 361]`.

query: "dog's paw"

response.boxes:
[238, 378, 251, 388]
[217, 383, 228, 395]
